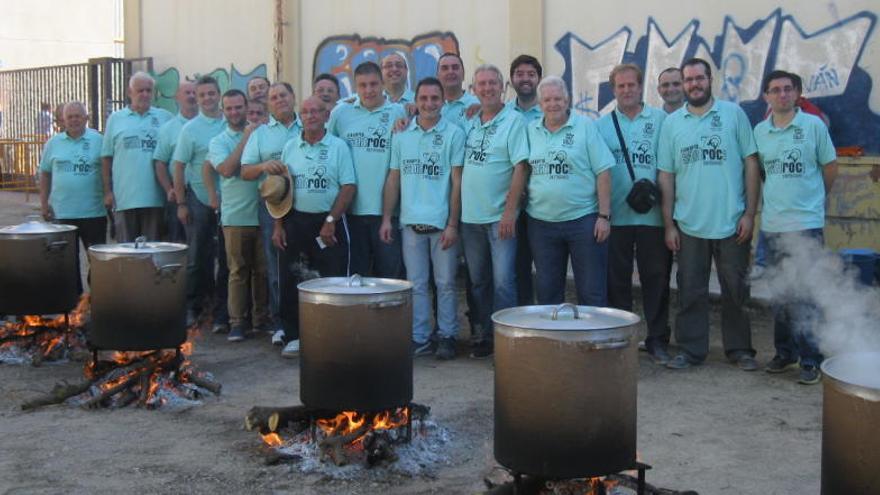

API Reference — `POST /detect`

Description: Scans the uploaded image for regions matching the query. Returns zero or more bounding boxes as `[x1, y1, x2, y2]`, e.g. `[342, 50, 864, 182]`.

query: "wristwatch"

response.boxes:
[325, 214, 335, 224]
[598, 213, 611, 221]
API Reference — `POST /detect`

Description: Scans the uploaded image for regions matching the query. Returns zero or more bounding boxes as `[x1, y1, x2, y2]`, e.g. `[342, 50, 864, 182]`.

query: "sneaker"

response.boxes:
[798, 365, 822, 385]
[734, 353, 759, 371]
[412, 340, 435, 357]
[271, 329, 285, 346]
[227, 326, 246, 342]
[470, 340, 493, 359]
[212, 323, 229, 334]
[666, 353, 698, 370]
[765, 355, 799, 373]
[637, 340, 648, 352]
[648, 346, 671, 365]
[749, 265, 766, 280]
[281, 339, 300, 358]
[436, 338, 456, 361]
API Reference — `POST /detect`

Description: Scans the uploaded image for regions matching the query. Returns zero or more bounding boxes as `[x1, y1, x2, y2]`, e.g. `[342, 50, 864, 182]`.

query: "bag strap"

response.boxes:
[611, 111, 637, 183]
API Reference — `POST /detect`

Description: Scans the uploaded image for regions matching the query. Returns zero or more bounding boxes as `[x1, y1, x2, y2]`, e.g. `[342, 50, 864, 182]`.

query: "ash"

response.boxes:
[0, 323, 89, 366]
[274, 419, 453, 479]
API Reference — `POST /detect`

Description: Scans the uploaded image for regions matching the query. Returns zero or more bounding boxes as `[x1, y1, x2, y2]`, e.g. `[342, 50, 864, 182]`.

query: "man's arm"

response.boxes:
[39, 171, 53, 220]
[441, 166, 463, 249]
[499, 161, 529, 239]
[202, 161, 219, 210]
[822, 160, 838, 193]
[379, 170, 401, 243]
[101, 156, 114, 209]
[320, 184, 357, 247]
[736, 154, 760, 244]
[594, 170, 611, 242]
[217, 124, 257, 178]
[658, 170, 679, 252]
[154, 160, 176, 203]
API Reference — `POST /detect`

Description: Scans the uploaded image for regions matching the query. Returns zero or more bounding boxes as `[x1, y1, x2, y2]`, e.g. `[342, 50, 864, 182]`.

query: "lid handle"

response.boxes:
[347, 273, 363, 287]
[25, 214, 43, 222]
[551, 303, 579, 321]
[134, 236, 147, 249]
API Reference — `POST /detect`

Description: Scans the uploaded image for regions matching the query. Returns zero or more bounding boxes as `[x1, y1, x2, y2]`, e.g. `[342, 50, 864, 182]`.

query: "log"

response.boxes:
[244, 405, 337, 433]
[81, 364, 157, 409]
[364, 430, 398, 468]
[185, 372, 222, 395]
[319, 422, 371, 466]
[411, 402, 431, 421]
[21, 380, 93, 411]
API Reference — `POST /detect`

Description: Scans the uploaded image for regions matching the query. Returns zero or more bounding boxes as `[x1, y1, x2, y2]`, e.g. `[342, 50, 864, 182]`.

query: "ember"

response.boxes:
[0, 294, 91, 365]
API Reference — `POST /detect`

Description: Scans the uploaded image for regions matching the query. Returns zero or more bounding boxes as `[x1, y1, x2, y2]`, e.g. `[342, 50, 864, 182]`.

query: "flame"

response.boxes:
[313, 407, 410, 447]
[262, 432, 284, 447]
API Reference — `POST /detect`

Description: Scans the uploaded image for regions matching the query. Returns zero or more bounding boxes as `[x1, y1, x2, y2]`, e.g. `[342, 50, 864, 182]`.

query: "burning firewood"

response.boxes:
[319, 422, 372, 466]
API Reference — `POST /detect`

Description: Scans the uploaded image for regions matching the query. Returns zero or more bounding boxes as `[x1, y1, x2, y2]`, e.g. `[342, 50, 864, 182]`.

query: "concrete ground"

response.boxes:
[0, 191, 822, 495]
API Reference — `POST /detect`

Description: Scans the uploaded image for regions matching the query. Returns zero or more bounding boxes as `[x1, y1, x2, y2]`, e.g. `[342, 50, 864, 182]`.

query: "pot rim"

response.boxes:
[821, 351, 880, 401]
[492, 304, 641, 332]
[0, 219, 77, 235]
[298, 274, 412, 295]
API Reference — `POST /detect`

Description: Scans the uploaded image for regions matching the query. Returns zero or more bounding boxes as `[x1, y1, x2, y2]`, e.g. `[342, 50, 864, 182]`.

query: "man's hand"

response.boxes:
[166, 188, 177, 203]
[440, 225, 458, 249]
[404, 103, 417, 116]
[319, 221, 337, 247]
[208, 193, 219, 211]
[498, 211, 517, 240]
[378, 218, 394, 244]
[243, 122, 259, 137]
[272, 222, 287, 250]
[735, 213, 754, 244]
[263, 160, 286, 175]
[177, 204, 191, 225]
[41, 204, 54, 222]
[465, 103, 481, 119]
[103, 191, 115, 210]
[393, 116, 412, 133]
[665, 225, 680, 252]
[594, 217, 610, 242]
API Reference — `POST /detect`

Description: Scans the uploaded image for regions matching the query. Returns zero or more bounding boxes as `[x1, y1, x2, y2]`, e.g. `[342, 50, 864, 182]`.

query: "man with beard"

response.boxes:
[154, 81, 198, 242]
[240, 82, 302, 351]
[658, 58, 760, 371]
[657, 68, 685, 114]
[101, 71, 172, 242]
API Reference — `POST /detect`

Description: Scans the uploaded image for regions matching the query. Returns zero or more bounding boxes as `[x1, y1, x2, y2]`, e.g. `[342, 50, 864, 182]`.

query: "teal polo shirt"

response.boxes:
[754, 110, 836, 233]
[328, 99, 406, 215]
[657, 99, 757, 239]
[100, 106, 172, 211]
[241, 115, 303, 170]
[207, 127, 260, 227]
[596, 105, 666, 227]
[461, 105, 530, 224]
[505, 99, 543, 122]
[441, 92, 480, 130]
[153, 113, 189, 163]
[281, 131, 356, 213]
[172, 112, 225, 206]
[390, 118, 466, 229]
[387, 88, 415, 105]
[527, 113, 615, 222]
[39, 128, 105, 219]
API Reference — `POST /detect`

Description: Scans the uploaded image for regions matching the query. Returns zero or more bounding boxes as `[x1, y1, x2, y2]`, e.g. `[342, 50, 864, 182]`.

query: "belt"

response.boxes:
[410, 224, 442, 234]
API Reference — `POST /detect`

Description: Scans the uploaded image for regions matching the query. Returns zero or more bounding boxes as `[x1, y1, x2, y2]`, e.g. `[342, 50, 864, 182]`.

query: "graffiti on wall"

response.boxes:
[313, 32, 459, 98]
[150, 64, 268, 114]
[556, 9, 878, 151]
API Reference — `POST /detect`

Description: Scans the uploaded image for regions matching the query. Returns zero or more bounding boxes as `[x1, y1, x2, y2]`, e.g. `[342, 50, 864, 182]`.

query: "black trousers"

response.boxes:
[279, 210, 350, 341]
[60, 216, 108, 294]
[607, 225, 672, 352]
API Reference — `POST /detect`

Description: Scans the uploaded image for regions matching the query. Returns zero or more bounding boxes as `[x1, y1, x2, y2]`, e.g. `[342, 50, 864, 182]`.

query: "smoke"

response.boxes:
[763, 232, 880, 357]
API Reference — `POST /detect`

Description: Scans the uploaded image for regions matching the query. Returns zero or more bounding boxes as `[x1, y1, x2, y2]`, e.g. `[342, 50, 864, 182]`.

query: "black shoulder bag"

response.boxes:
[611, 111, 661, 214]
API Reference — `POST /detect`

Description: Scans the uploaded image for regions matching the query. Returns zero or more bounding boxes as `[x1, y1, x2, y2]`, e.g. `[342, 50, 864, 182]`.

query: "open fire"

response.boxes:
[0, 295, 91, 365]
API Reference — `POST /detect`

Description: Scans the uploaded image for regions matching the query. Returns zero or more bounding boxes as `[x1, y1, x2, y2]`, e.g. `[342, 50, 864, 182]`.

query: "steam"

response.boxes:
[763, 233, 880, 357]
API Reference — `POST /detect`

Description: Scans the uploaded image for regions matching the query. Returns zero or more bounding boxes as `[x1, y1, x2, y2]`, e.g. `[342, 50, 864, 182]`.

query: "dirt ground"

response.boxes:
[0, 192, 822, 495]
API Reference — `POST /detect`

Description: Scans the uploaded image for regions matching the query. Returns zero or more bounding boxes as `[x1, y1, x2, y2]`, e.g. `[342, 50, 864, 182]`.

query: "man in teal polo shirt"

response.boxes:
[154, 81, 197, 242]
[272, 95, 357, 357]
[39, 101, 106, 294]
[658, 57, 761, 371]
[597, 64, 672, 365]
[461, 64, 530, 358]
[241, 82, 301, 345]
[381, 53, 415, 106]
[380, 77, 466, 360]
[171, 75, 228, 329]
[437, 52, 480, 130]
[207, 89, 268, 342]
[101, 71, 172, 242]
[328, 61, 407, 278]
[755, 70, 838, 384]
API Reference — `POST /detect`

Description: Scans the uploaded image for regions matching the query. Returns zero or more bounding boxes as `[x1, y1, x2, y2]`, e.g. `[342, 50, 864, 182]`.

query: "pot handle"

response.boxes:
[155, 263, 183, 283]
[134, 236, 148, 249]
[368, 299, 406, 309]
[46, 240, 69, 252]
[551, 303, 579, 320]
[347, 273, 363, 287]
[588, 338, 630, 350]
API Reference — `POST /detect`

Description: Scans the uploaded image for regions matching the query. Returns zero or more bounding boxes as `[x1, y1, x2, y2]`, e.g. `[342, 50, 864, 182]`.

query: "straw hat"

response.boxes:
[260, 169, 293, 219]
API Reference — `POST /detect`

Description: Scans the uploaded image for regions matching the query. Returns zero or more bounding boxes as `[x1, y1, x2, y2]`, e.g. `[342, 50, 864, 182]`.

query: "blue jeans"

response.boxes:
[402, 227, 460, 344]
[184, 188, 228, 324]
[461, 221, 517, 341]
[754, 230, 768, 267]
[528, 213, 608, 306]
[766, 228, 824, 367]
[348, 215, 403, 278]
[258, 202, 281, 329]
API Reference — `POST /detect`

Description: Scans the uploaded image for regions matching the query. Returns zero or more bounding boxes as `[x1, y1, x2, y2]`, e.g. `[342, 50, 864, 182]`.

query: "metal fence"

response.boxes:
[0, 57, 153, 193]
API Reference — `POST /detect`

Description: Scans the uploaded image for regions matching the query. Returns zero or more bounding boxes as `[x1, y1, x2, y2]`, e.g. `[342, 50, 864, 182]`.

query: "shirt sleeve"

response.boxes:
[735, 106, 758, 158]
[327, 105, 342, 137]
[657, 119, 675, 173]
[337, 141, 357, 185]
[38, 137, 55, 173]
[100, 114, 116, 158]
[449, 127, 466, 167]
[152, 122, 174, 161]
[207, 134, 228, 169]
[507, 115, 530, 165]
[171, 127, 193, 164]
[389, 133, 401, 171]
[585, 119, 616, 174]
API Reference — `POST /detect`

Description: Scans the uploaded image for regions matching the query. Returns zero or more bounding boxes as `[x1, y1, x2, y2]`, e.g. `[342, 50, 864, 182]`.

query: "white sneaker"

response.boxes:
[271, 330, 285, 346]
[281, 339, 300, 358]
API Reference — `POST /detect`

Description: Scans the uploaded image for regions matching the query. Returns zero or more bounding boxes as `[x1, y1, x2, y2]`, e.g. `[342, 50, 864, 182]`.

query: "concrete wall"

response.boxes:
[0, 0, 122, 70]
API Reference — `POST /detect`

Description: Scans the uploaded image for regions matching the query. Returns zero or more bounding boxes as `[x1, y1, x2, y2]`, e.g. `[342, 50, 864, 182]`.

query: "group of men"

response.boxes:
[38, 50, 836, 383]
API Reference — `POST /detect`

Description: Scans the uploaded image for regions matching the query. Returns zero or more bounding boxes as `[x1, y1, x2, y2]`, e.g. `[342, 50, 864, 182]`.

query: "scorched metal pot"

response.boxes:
[821, 352, 880, 494]
[88, 237, 188, 351]
[493, 303, 641, 479]
[0, 218, 79, 315]
[298, 274, 413, 411]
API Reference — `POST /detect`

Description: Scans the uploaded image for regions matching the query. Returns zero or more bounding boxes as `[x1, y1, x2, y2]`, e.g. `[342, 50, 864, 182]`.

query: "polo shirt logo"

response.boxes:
[530, 150, 570, 177]
[305, 165, 329, 190]
[563, 132, 575, 146]
[793, 127, 804, 141]
[700, 135, 726, 163]
[433, 134, 444, 146]
[710, 114, 723, 130]
[643, 122, 654, 136]
[380, 112, 390, 125]
[151, 116, 159, 127]
[73, 156, 92, 174]
[631, 140, 654, 167]
[82, 140, 90, 151]
[318, 148, 329, 161]
[141, 131, 157, 151]
[681, 144, 701, 165]
[781, 148, 804, 175]
[123, 135, 140, 150]
[466, 125, 497, 164]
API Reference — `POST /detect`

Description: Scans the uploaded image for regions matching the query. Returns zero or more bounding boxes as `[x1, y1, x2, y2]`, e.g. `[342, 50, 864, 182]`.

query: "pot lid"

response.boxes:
[298, 274, 412, 295]
[0, 218, 77, 234]
[89, 236, 187, 255]
[492, 303, 640, 331]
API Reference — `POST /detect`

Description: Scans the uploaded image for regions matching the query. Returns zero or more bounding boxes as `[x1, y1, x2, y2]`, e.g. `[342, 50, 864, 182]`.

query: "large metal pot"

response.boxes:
[299, 275, 412, 411]
[0, 219, 79, 315]
[88, 237, 188, 351]
[821, 352, 880, 494]
[493, 303, 641, 479]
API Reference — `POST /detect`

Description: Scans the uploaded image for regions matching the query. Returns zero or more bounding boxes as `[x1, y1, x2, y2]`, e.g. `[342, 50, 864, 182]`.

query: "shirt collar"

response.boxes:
[767, 108, 803, 133]
[614, 104, 650, 122]
[684, 98, 721, 119]
[407, 117, 448, 133]
[534, 111, 576, 133]
[298, 130, 330, 148]
[268, 114, 300, 129]
[353, 97, 390, 112]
